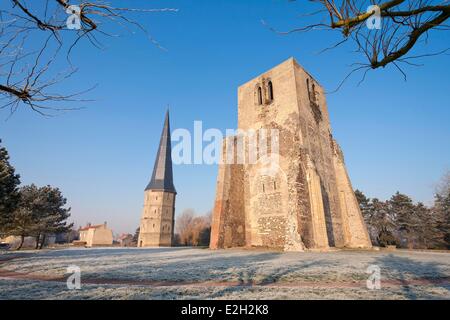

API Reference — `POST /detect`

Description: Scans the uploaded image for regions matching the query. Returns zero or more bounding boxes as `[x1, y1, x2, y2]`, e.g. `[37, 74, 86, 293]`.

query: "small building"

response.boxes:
[78, 222, 113, 247]
[118, 233, 134, 247]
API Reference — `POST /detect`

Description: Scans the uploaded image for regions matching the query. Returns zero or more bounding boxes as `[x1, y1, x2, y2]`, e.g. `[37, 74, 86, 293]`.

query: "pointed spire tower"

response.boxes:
[138, 110, 176, 247]
[145, 110, 176, 194]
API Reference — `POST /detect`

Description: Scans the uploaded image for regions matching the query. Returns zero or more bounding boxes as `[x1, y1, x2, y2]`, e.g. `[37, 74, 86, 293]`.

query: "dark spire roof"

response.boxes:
[145, 110, 176, 194]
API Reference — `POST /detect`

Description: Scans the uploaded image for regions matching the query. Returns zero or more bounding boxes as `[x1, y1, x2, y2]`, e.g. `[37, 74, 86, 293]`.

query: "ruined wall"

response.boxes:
[332, 140, 372, 248]
[237, 59, 304, 250]
[210, 57, 372, 251]
[210, 138, 246, 249]
[292, 60, 347, 248]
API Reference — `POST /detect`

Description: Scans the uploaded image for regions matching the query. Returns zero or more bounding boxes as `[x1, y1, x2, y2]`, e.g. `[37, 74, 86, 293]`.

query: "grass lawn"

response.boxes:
[0, 247, 449, 300]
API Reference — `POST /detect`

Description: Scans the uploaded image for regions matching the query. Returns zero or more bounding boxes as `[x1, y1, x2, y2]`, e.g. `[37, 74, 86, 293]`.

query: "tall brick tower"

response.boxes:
[138, 111, 176, 247]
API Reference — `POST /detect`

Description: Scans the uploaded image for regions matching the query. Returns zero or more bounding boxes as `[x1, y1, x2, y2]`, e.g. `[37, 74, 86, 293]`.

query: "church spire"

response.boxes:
[145, 110, 176, 193]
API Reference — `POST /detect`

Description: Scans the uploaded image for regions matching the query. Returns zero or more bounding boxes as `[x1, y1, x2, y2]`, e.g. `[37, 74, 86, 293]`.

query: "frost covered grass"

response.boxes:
[0, 247, 449, 300]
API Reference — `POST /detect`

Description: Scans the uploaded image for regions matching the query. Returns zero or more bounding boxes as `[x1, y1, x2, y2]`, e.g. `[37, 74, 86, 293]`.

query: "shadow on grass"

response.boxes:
[374, 254, 450, 300]
[205, 254, 322, 299]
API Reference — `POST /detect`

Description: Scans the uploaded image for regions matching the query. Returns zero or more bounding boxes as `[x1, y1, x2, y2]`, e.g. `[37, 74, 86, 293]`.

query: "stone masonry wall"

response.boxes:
[139, 190, 175, 247]
[210, 57, 372, 250]
[210, 138, 246, 249]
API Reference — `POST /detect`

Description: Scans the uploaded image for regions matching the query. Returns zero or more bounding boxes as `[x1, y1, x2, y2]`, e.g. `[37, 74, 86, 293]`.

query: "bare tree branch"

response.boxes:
[277, 0, 449, 86]
[0, 1, 177, 117]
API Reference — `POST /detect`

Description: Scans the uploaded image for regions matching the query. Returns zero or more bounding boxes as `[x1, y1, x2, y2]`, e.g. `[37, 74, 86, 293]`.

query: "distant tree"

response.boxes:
[35, 185, 73, 249]
[0, 140, 20, 236]
[355, 190, 370, 215]
[198, 226, 211, 247]
[356, 185, 450, 249]
[436, 170, 450, 198]
[9, 184, 72, 250]
[132, 227, 140, 244]
[175, 209, 211, 247]
[355, 190, 398, 247]
[8, 185, 41, 249]
[355, 189, 376, 245]
[172, 233, 181, 246]
[62, 228, 79, 243]
[413, 202, 436, 249]
[191, 216, 211, 247]
[199, 211, 212, 246]
[176, 209, 195, 246]
[372, 198, 398, 247]
[389, 192, 420, 248]
[432, 190, 450, 249]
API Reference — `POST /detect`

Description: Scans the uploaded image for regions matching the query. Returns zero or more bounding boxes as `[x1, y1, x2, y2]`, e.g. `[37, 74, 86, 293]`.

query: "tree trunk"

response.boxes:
[16, 235, 25, 250]
[39, 234, 46, 250]
[35, 233, 41, 250]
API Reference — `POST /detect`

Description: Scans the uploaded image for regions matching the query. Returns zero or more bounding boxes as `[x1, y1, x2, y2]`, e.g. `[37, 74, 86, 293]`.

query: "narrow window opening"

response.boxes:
[312, 83, 317, 102]
[268, 81, 274, 101]
[306, 78, 311, 101]
[257, 86, 263, 105]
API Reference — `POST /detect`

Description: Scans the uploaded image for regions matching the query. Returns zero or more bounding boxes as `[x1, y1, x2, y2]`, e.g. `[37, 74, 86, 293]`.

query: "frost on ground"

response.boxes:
[0, 247, 449, 300]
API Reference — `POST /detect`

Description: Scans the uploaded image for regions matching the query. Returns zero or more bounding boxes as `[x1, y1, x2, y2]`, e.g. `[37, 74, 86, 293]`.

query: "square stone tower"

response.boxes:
[138, 111, 176, 247]
[210, 58, 371, 251]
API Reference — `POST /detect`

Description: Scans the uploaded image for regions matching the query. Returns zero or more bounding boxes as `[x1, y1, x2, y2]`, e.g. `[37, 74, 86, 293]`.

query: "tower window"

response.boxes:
[262, 183, 265, 193]
[257, 86, 263, 105]
[306, 78, 311, 100]
[274, 181, 277, 190]
[268, 81, 274, 102]
[311, 83, 317, 102]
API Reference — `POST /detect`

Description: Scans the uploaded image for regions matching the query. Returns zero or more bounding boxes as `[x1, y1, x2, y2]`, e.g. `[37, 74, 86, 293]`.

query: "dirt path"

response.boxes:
[1, 267, 449, 289]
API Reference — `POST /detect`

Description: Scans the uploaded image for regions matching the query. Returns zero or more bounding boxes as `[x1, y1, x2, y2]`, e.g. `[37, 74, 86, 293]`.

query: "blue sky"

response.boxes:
[1, 0, 449, 235]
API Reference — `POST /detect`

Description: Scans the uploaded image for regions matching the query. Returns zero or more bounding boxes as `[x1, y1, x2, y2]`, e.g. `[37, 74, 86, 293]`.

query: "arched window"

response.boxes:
[311, 83, 317, 102]
[306, 78, 311, 100]
[268, 81, 274, 101]
[257, 86, 263, 105]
